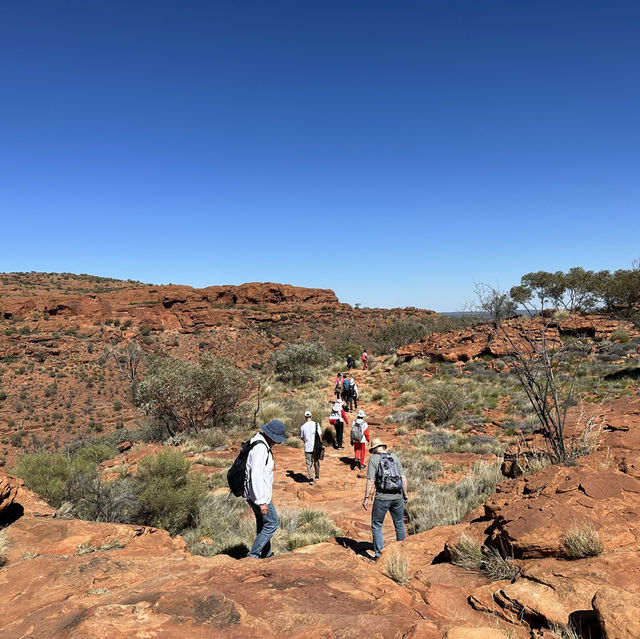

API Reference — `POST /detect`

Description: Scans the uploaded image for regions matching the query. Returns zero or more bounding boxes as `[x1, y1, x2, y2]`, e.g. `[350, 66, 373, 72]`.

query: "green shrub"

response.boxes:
[12, 452, 74, 506]
[611, 328, 630, 343]
[136, 355, 249, 434]
[269, 341, 329, 385]
[135, 450, 207, 534]
[0, 530, 10, 566]
[421, 382, 466, 425]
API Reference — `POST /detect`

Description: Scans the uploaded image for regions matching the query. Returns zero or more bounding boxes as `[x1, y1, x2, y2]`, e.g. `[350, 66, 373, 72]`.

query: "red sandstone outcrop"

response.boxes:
[0, 473, 20, 515]
[397, 314, 638, 363]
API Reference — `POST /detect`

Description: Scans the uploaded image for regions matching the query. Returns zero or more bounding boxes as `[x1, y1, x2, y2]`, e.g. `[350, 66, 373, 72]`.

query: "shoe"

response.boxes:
[315, 477, 320, 482]
[309, 479, 314, 485]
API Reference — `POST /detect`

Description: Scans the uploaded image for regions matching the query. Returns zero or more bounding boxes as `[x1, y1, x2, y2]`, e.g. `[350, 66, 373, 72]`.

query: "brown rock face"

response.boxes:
[0, 473, 20, 515]
[593, 585, 640, 639]
[397, 314, 638, 363]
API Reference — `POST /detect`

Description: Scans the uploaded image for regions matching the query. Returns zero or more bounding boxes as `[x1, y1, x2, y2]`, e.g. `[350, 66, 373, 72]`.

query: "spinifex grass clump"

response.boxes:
[562, 524, 604, 559]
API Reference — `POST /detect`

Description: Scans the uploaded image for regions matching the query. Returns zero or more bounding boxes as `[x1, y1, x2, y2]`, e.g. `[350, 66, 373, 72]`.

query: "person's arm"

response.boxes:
[401, 475, 408, 501]
[362, 478, 375, 510]
[364, 424, 370, 442]
[249, 443, 270, 507]
[341, 409, 348, 425]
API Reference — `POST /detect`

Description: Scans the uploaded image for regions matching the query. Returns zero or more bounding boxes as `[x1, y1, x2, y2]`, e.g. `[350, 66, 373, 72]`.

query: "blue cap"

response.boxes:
[261, 419, 286, 443]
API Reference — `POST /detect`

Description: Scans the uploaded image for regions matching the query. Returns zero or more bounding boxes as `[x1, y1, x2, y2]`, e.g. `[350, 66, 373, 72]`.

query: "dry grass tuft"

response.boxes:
[383, 548, 410, 586]
[562, 523, 604, 559]
[450, 534, 483, 571]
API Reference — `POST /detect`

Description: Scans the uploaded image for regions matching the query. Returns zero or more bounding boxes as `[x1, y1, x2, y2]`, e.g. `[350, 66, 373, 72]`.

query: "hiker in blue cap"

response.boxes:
[244, 419, 286, 559]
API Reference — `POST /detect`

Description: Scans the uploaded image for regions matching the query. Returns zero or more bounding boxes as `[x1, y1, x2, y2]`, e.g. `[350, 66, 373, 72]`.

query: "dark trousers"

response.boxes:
[334, 421, 344, 447]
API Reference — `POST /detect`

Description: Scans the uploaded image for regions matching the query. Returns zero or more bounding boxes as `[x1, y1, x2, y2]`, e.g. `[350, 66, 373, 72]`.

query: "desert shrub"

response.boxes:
[12, 452, 74, 506]
[331, 341, 363, 361]
[135, 450, 207, 535]
[395, 391, 417, 407]
[562, 524, 604, 559]
[136, 355, 250, 435]
[182, 428, 227, 453]
[386, 409, 420, 424]
[65, 472, 141, 523]
[450, 534, 484, 571]
[383, 548, 410, 586]
[611, 328, 630, 343]
[482, 546, 519, 580]
[421, 382, 465, 425]
[74, 444, 117, 469]
[269, 341, 329, 384]
[278, 508, 341, 551]
[371, 389, 389, 404]
[375, 321, 428, 353]
[450, 535, 519, 580]
[0, 529, 10, 566]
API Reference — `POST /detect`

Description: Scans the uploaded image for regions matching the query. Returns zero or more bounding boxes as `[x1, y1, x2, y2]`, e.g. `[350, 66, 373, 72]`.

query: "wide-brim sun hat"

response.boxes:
[357, 409, 366, 418]
[261, 419, 287, 443]
[304, 410, 312, 417]
[369, 438, 387, 452]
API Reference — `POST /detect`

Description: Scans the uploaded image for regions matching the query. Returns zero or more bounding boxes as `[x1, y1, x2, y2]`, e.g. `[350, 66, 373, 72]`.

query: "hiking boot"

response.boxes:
[315, 476, 320, 482]
[309, 479, 314, 485]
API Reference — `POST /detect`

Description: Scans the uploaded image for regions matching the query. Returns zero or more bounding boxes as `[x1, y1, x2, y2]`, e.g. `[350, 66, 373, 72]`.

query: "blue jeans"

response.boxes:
[247, 501, 279, 559]
[371, 498, 406, 557]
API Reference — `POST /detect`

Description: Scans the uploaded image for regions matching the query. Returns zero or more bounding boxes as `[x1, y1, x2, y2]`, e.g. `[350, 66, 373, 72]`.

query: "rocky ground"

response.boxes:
[2, 385, 640, 637]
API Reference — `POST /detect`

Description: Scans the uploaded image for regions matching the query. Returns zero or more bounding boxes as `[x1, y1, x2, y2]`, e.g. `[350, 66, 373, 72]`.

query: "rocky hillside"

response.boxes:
[1, 396, 639, 638]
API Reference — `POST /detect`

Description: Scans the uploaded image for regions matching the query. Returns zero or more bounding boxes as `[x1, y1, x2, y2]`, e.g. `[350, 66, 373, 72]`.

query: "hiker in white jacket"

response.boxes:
[243, 420, 286, 559]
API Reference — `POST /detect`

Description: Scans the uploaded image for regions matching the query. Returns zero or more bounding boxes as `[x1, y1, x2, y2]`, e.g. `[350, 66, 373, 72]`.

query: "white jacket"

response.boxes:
[243, 432, 274, 505]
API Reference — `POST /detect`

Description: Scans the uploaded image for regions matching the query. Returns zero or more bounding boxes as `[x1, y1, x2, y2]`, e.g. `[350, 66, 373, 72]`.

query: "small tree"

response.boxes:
[135, 355, 249, 436]
[106, 341, 146, 400]
[476, 285, 577, 463]
[269, 341, 329, 384]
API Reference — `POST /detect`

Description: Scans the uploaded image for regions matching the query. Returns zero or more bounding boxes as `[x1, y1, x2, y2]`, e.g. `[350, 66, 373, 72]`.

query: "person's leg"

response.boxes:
[335, 422, 343, 448]
[354, 442, 363, 466]
[371, 499, 390, 558]
[389, 498, 406, 542]
[248, 502, 279, 558]
[305, 451, 314, 480]
[314, 456, 320, 479]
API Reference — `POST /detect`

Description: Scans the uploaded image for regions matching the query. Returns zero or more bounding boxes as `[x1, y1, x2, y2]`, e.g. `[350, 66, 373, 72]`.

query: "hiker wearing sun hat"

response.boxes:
[300, 410, 323, 485]
[363, 437, 408, 561]
[244, 419, 286, 559]
[350, 409, 370, 470]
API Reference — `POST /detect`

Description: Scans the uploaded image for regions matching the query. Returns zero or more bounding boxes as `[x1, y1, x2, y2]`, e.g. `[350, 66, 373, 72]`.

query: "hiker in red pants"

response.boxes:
[350, 409, 370, 470]
[361, 350, 368, 370]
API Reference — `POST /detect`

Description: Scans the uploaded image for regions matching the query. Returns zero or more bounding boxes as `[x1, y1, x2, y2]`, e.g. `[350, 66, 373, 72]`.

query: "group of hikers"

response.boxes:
[230, 351, 408, 562]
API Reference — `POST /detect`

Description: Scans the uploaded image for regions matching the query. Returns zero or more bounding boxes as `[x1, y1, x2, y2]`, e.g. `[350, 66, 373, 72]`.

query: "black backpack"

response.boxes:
[312, 423, 324, 459]
[227, 438, 270, 497]
[375, 452, 403, 493]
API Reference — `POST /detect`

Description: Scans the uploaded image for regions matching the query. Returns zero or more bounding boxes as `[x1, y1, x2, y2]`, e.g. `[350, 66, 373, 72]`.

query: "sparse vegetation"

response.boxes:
[0, 529, 10, 566]
[382, 548, 410, 586]
[421, 381, 465, 425]
[562, 523, 604, 559]
[269, 341, 329, 384]
[450, 535, 519, 580]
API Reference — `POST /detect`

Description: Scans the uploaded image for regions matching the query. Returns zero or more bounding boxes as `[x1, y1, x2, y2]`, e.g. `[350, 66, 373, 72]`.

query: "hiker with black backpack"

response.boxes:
[229, 419, 286, 559]
[300, 410, 323, 485]
[362, 438, 408, 561]
[346, 354, 355, 371]
[350, 409, 370, 470]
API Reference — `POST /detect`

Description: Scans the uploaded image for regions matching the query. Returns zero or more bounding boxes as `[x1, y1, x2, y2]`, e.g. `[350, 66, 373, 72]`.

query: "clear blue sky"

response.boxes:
[1, 1, 638, 311]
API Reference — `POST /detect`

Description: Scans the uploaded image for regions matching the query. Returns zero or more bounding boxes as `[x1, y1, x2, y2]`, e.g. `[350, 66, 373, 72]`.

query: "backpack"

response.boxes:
[313, 424, 324, 459]
[350, 419, 364, 442]
[227, 438, 270, 497]
[375, 452, 403, 493]
[343, 378, 351, 393]
[329, 405, 342, 424]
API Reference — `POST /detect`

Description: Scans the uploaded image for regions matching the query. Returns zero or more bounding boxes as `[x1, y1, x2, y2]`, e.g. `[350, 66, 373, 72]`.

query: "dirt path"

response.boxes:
[269, 369, 403, 553]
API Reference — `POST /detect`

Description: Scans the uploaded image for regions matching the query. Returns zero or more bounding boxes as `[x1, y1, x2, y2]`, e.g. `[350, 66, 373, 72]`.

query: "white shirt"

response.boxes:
[243, 432, 274, 505]
[352, 419, 369, 443]
[300, 421, 322, 453]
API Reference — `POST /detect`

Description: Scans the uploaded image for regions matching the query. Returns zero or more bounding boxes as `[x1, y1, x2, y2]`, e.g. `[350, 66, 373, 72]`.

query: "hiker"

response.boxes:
[342, 375, 353, 410]
[350, 376, 359, 410]
[300, 410, 323, 485]
[334, 372, 343, 400]
[361, 350, 368, 370]
[362, 438, 408, 561]
[244, 419, 287, 559]
[346, 354, 355, 371]
[350, 409, 370, 470]
[329, 399, 348, 449]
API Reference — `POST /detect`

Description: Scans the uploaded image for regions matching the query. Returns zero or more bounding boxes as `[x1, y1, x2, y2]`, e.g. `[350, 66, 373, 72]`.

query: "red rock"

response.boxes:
[592, 585, 640, 639]
[0, 472, 20, 515]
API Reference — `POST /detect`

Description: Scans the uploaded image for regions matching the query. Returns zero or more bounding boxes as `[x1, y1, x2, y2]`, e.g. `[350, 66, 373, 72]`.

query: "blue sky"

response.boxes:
[1, 1, 638, 311]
